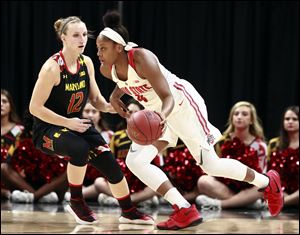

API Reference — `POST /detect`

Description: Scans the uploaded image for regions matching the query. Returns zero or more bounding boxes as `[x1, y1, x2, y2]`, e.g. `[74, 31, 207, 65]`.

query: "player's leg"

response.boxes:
[35, 127, 97, 224]
[173, 81, 283, 217]
[85, 128, 154, 225]
[125, 137, 202, 230]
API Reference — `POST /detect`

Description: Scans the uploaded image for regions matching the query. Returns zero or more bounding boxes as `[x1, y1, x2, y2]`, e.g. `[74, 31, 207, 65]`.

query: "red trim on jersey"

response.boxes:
[127, 48, 138, 70]
[174, 82, 210, 135]
[59, 50, 80, 75]
[52, 53, 64, 72]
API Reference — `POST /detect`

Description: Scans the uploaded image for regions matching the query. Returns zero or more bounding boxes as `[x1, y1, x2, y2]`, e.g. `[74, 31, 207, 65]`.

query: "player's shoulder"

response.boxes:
[133, 48, 155, 59]
[81, 54, 92, 63]
[41, 57, 60, 74]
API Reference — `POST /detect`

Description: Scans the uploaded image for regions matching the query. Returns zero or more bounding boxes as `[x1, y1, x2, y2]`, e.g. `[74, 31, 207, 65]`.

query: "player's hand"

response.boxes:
[66, 117, 92, 133]
[154, 111, 167, 135]
[110, 97, 130, 118]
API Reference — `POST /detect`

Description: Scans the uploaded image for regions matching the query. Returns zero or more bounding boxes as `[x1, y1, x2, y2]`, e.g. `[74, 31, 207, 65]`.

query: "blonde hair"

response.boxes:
[54, 16, 83, 41]
[223, 101, 265, 140]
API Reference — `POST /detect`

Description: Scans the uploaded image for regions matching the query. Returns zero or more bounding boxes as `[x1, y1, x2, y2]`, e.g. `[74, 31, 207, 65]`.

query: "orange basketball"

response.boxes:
[127, 110, 163, 145]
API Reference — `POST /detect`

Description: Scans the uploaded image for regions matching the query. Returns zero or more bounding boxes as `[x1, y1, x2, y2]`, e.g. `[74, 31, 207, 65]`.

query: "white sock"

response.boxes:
[164, 187, 190, 209]
[250, 171, 269, 188]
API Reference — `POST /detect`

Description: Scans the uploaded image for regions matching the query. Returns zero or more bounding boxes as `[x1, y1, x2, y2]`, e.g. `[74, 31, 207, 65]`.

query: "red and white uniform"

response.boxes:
[111, 49, 222, 159]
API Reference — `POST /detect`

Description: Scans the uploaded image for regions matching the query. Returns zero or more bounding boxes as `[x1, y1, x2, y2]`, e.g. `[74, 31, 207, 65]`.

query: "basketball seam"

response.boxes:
[131, 115, 148, 144]
[144, 111, 153, 141]
[151, 112, 162, 140]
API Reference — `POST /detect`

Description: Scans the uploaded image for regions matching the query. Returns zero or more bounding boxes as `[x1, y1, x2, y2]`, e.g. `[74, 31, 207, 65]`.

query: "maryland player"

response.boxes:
[29, 16, 152, 225]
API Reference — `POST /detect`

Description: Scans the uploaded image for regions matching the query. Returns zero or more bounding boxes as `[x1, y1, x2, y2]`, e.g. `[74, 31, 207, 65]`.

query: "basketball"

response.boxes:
[127, 110, 163, 145]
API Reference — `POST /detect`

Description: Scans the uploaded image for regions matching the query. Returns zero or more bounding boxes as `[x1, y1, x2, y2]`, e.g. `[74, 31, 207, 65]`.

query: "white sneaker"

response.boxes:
[247, 198, 267, 210]
[11, 190, 34, 203]
[38, 192, 59, 204]
[158, 196, 168, 205]
[195, 195, 221, 209]
[98, 193, 118, 206]
[64, 192, 71, 202]
[152, 195, 159, 207]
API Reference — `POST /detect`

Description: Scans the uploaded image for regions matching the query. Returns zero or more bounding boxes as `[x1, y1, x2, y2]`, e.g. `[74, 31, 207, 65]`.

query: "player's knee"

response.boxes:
[125, 154, 139, 173]
[199, 148, 221, 175]
[69, 142, 90, 166]
[200, 164, 217, 176]
[106, 169, 124, 184]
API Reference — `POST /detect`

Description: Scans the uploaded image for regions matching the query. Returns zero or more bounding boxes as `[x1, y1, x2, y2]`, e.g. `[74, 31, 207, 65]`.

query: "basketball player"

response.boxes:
[97, 10, 284, 230]
[29, 16, 153, 225]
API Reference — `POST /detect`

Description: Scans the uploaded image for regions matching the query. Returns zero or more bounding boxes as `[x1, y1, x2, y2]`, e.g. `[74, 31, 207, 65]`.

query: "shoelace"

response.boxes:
[168, 207, 180, 220]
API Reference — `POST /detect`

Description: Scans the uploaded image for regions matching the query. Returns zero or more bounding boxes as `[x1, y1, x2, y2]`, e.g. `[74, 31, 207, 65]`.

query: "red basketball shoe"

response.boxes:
[66, 199, 98, 225]
[260, 170, 284, 216]
[156, 204, 202, 230]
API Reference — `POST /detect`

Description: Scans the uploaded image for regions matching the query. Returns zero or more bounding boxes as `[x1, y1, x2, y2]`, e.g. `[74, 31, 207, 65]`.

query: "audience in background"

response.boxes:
[1, 89, 24, 199]
[195, 101, 267, 210]
[267, 105, 299, 208]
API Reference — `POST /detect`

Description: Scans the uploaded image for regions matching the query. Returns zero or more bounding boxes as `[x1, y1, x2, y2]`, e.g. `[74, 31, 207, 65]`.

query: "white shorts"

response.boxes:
[159, 79, 222, 163]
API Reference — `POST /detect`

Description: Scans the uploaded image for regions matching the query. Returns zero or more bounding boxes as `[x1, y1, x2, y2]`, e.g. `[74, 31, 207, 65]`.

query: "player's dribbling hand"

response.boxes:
[67, 117, 92, 133]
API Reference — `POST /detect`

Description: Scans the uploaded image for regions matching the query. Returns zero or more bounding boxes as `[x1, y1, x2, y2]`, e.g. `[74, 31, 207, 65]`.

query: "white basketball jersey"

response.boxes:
[110, 49, 182, 112]
[111, 48, 222, 151]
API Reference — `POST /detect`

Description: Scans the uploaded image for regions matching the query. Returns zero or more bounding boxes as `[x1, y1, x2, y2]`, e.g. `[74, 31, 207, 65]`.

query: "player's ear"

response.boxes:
[116, 44, 123, 53]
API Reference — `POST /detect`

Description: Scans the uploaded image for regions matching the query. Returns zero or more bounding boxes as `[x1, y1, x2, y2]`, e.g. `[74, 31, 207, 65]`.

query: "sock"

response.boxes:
[69, 183, 83, 200]
[116, 194, 134, 212]
[164, 187, 190, 209]
[251, 171, 269, 188]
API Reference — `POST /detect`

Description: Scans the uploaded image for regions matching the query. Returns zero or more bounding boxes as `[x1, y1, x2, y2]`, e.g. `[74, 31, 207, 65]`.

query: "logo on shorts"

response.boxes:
[198, 149, 203, 165]
[42, 136, 54, 151]
[129, 145, 137, 153]
[207, 134, 215, 145]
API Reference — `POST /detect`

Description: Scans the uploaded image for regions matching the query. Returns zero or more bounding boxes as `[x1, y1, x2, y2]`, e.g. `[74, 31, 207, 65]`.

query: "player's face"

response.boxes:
[62, 22, 88, 54]
[232, 106, 252, 130]
[283, 110, 299, 133]
[82, 103, 100, 126]
[96, 36, 120, 66]
[1, 94, 11, 118]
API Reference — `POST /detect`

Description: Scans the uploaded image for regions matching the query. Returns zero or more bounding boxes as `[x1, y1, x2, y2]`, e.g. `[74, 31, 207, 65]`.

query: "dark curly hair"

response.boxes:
[102, 10, 129, 43]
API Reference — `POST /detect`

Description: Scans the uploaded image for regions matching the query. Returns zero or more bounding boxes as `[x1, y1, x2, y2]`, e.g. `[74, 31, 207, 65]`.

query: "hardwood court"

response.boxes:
[1, 201, 299, 234]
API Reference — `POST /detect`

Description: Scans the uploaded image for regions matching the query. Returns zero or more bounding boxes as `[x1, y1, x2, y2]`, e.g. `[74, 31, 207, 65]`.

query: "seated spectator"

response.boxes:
[195, 101, 266, 210]
[2, 109, 69, 203]
[267, 105, 299, 208]
[1, 89, 24, 199]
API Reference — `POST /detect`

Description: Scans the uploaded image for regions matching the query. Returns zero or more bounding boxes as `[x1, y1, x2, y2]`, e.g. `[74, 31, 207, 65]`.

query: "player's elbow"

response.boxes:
[29, 100, 41, 117]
